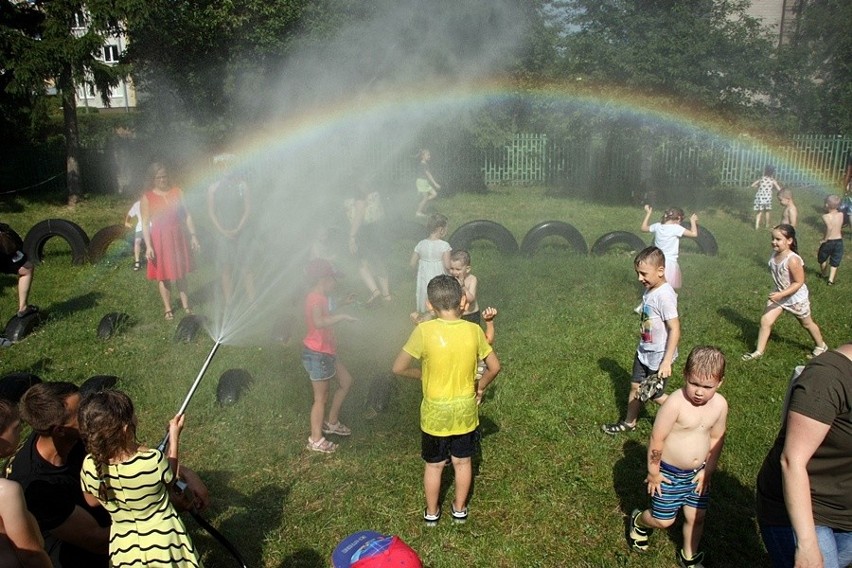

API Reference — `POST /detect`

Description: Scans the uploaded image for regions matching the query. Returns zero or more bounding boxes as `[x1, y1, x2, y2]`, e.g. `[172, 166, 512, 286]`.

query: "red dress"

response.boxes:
[145, 187, 192, 281]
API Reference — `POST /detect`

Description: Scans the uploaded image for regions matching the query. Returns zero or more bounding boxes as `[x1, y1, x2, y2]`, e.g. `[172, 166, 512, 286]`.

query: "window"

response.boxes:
[103, 45, 120, 63]
[71, 11, 86, 29]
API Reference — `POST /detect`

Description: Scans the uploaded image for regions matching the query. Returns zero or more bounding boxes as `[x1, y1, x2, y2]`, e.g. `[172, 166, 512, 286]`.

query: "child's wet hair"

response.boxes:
[19, 382, 79, 435]
[763, 165, 776, 177]
[825, 194, 841, 209]
[450, 249, 471, 266]
[427, 274, 463, 311]
[684, 346, 726, 383]
[634, 246, 666, 268]
[662, 207, 685, 223]
[426, 213, 448, 234]
[773, 224, 798, 254]
[778, 189, 792, 200]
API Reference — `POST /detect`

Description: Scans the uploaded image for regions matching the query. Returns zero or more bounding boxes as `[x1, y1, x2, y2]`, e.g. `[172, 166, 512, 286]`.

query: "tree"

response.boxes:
[0, 0, 143, 205]
[546, 0, 776, 116]
[772, 0, 852, 133]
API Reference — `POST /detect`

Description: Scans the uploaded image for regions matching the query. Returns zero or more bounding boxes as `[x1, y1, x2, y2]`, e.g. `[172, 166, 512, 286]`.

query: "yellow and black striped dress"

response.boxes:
[80, 448, 202, 567]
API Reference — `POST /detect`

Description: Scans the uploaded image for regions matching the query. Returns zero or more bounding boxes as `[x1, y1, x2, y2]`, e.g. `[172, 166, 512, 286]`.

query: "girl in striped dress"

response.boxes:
[79, 391, 202, 567]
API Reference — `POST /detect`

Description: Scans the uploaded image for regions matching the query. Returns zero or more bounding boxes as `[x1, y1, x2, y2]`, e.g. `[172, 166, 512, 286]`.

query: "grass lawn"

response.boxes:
[1, 185, 849, 567]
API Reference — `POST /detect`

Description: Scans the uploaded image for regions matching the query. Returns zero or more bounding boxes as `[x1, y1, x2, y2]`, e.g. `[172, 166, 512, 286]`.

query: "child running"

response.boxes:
[392, 275, 501, 525]
[414, 149, 441, 218]
[742, 224, 828, 361]
[78, 390, 202, 567]
[750, 165, 782, 230]
[627, 346, 728, 568]
[302, 258, 357, 453]
[818, 194, 844, 285]
[777, 189, 798, 228]
[640, 205, 698, 289]
[603, 246, 680, 434]
[410, 214, 451, 318]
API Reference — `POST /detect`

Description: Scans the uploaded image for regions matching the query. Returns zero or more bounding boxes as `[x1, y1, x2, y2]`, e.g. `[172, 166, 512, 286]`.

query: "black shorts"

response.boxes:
[0, 250, 30, 275]
[421, 429, 480, 463]
[817, 239, 844, 268]
[461, 311, 481, 325]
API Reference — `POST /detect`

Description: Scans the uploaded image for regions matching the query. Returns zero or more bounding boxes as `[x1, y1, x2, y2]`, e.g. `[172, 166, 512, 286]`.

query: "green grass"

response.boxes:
[1, 186, 849, 567]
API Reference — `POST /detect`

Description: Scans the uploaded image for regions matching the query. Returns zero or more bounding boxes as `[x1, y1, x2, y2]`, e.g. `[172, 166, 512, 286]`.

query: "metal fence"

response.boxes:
[481, 133, 851, 188]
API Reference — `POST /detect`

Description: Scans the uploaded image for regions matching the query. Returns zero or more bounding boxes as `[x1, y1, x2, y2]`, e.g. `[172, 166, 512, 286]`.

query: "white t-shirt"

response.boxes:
[649, 222, 686, 264]
[637, 282, 679, 370]
[126, 201, 142, 232]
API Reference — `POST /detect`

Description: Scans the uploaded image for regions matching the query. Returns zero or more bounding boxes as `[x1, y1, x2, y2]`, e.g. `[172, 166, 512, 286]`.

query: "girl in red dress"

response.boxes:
[141, 163, 200, 319]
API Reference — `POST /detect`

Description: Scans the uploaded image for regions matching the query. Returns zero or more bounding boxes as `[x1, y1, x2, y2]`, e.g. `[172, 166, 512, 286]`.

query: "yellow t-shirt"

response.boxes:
[402, 318, 493, 436]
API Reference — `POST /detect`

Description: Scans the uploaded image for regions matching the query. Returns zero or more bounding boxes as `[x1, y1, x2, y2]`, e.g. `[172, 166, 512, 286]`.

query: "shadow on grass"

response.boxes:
[191, 471, 293, 567]
[278, 548, 324, 568]
[600, 357, 631, 416]
[435, 419, 498, 512]
[46, 291, 103, 319]
[718, 306, 812, 354]
[613, 440, 768, 565]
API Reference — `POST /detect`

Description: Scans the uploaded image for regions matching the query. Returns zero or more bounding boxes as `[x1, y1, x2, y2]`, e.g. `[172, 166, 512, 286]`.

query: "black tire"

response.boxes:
[681, 222, 718, 256]
[448, 220, 518, 255]
[174, 314, 206, 343]
[216, 368, 253, 405]
[591, 231, 647, 256]
[80, 375, 118, 396]
[4, 311, 44, 343]
[97, 312, 130, 340]
[520, 221, 588, 256]
[23, 219, 90, 265]
[88, 225, 131, 264]
[0, 372, 42, 403]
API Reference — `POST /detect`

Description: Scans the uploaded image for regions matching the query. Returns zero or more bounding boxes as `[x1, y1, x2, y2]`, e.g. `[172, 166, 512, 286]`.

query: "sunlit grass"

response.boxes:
[1, 185, 847, 566]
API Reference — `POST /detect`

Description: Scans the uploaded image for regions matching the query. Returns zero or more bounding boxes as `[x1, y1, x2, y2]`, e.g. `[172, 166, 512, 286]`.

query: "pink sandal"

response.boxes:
[306, 437, 337, 453]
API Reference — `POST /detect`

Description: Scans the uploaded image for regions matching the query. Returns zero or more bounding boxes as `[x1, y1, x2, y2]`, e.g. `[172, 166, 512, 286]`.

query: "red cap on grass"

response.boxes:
[331, 531, 421, 567]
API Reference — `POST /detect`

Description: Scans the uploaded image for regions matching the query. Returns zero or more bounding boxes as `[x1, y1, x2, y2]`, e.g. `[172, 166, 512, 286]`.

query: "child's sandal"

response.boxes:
[164, 310, 174, 321]
[741, 350, 762, 361]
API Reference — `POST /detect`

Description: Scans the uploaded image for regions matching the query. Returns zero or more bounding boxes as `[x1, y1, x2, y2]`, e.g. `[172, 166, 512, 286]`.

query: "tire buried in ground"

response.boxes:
[97, 312, 130, 340]
[591, 231, 647, 256]
[520, 221, 588, 256]
[0, 372, 42, 403]
[682, 223, 718, 256]
[80, 375, 118, 396]
[216, 369, 253, 405]
[174, 315, 206, 343]
[88, 225, 131, 264]
[23, 219, 90, 265]
[4, 311, 44, 343]
[449, 220, 518, 255]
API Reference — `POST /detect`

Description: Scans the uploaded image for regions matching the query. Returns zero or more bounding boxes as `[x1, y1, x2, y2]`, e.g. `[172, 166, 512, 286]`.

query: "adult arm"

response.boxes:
[780, 411, 831, 568]
[0, 481, 51, 568]
[178, 189, 200, 251]
[640, 205, 653, 232]
[681, 213, 699, 238]
[769, 255, 805, 303]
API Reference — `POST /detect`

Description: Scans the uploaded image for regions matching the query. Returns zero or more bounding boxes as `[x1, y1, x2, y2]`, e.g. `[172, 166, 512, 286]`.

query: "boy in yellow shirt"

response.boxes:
[392, 274, 501, 524]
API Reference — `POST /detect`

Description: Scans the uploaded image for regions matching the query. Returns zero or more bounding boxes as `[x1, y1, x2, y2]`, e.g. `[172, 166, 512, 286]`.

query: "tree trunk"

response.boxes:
[59, 64, 82, 207]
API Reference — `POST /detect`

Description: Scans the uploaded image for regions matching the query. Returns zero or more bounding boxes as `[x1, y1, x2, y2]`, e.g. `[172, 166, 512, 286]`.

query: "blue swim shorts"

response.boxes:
[301, 347, 336, 381]
[650, 461, 709, 521]
[817, 239, 844, 268]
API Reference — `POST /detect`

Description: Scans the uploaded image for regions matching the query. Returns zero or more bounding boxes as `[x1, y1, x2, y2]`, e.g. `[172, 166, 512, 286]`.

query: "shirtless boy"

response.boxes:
[627, 346, 728, 568]
[818, 194, 844, 285]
